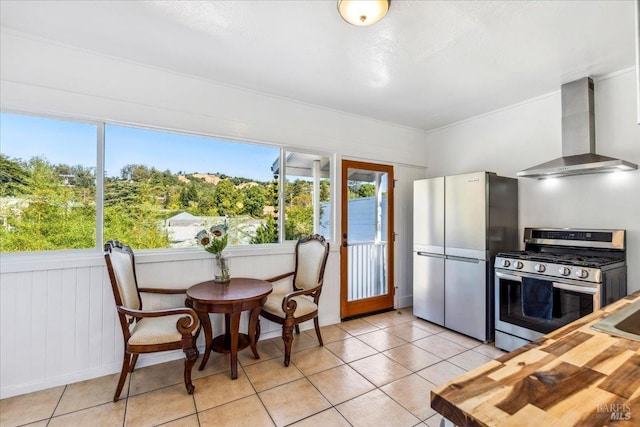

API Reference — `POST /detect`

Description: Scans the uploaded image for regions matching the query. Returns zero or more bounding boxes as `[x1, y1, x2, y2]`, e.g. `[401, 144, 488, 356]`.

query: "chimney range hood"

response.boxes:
[517, 77, 638, 179]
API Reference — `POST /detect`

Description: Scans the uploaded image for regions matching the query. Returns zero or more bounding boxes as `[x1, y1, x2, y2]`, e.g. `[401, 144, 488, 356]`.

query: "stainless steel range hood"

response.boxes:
[517, 77, 638, 179]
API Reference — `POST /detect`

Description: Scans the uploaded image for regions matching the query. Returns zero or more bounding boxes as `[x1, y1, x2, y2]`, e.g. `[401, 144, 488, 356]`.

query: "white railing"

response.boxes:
[347, 241, 387, 301]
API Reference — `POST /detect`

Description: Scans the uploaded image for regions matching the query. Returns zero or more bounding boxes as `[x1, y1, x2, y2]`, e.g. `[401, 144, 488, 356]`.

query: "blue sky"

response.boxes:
[1, 112, 279, 182]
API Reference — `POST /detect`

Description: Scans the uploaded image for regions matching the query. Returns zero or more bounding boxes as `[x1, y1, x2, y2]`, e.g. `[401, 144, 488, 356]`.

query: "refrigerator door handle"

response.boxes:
[446, 255, 482, 263]
[416, 252, 446, 258]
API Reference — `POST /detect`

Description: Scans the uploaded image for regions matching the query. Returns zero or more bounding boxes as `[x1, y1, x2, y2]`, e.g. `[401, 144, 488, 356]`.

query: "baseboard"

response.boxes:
[0, 362, 120, 399]
[1, 317, 343, 399]
[398, 295, 413, 309]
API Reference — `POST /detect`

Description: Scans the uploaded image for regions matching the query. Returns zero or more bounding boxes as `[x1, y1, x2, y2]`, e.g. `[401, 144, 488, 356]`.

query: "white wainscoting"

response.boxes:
[0, 249, 340, 399]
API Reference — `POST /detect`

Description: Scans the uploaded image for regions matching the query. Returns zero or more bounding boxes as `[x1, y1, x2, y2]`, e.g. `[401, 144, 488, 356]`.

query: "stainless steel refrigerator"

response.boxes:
[413, 171, 518, 342]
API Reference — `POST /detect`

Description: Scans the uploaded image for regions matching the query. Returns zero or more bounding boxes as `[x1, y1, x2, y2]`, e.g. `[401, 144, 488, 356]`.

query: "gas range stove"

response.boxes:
[494, 228, 627, 284]
[494, 227, 628, 352]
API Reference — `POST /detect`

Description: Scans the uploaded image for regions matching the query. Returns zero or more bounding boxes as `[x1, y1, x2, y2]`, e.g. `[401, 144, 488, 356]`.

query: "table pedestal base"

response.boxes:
[197, 309, 262, 379]
[211, 333, 250, 354]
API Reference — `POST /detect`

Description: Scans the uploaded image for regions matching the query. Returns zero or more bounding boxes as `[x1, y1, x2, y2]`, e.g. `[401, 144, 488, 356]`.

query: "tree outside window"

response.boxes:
[0, 113, 332, 252]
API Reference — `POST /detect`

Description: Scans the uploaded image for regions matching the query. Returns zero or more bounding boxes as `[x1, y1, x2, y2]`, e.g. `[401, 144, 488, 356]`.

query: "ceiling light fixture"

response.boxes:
[338, 0, 390, 26]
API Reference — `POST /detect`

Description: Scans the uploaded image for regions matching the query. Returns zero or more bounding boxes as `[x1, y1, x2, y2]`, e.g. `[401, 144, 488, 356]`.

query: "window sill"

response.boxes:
[0, 242, 331, 274]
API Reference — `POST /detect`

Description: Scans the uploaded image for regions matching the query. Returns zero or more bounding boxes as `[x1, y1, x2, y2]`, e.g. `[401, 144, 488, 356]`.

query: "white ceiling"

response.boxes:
[0, 0, 636, 131]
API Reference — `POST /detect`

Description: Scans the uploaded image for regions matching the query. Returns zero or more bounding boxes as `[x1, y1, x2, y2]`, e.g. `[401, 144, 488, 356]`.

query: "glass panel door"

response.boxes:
[340, 160, 394, 319]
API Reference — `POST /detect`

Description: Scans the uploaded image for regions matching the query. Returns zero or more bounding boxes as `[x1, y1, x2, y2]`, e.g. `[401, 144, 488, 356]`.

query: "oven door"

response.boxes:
[495, 270, 600, 336]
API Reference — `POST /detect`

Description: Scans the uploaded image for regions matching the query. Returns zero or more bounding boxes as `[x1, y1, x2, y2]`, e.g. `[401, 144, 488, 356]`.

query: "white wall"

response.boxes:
[0, 30, 428, 398]
[426, 69, 640, 293]
[0, 30, 428, 165]
[0, 248, 337, 398]
[394, 165, 428, 308]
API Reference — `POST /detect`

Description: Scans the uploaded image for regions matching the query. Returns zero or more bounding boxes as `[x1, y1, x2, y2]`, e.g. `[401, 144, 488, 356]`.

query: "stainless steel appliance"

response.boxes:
[413, 171, 518, 342]
[494, 228, 627, 351]
[517, 77, 637, 179]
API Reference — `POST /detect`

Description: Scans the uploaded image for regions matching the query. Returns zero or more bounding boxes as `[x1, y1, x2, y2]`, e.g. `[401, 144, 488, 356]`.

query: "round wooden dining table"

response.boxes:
[186, 278, 273, 379]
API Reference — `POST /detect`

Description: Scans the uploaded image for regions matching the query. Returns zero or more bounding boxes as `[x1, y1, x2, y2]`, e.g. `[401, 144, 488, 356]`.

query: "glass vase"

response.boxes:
[214, 254, 231, 283]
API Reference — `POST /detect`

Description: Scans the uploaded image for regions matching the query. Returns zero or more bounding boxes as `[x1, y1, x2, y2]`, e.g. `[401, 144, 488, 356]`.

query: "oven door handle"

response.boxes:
[552, 282, 599, 295]
[495, 271, 600, 296]
[495, 271, 523, 281]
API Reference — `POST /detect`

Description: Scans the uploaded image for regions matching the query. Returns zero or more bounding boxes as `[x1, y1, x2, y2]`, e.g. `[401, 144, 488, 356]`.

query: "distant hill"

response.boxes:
[191, 173, 221, 185]
[178, 173, 261, 188]
[177, 173, 222, 185]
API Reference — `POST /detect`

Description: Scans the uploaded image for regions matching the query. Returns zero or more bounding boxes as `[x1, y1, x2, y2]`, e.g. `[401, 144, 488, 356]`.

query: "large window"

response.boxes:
[0, 113, 97, 251]
[103, 124, 281, 249]
[278, 152, 331, 241]
[0, 112, 333, 253]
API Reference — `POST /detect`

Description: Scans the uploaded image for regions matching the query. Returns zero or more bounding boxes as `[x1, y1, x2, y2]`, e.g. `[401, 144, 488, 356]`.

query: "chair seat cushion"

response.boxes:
[262, 293, 318, 318]
[129, 314, 199, 346]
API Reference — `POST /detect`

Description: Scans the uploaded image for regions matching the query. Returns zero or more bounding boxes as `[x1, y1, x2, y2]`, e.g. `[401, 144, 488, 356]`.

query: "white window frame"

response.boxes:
[0, 110, 336, 261]
[277, 147, 335, 243]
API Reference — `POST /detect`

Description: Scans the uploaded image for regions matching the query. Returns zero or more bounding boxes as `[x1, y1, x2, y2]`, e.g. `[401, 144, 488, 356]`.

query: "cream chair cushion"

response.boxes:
[262, 294, 318, 319]
[110, 249, 141, 310]
[294, 240, 326, 290]
[128, 314, 199, 346]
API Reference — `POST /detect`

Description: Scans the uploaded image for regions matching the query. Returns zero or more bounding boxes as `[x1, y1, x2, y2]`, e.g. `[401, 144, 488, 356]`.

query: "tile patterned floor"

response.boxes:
[0, 309, 506, 426]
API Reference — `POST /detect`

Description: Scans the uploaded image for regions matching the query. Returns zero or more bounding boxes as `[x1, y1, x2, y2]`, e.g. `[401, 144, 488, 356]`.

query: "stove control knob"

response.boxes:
[559, 267, 571, 276]
[575, 269, 589, 279]
[534, 264, 546, 273]
[501, 259, 511, 268]
[515, 261, 524, 269]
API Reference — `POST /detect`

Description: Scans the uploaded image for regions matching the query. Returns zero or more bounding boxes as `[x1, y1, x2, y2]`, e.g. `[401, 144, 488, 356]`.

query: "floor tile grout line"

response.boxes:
[39, 397, 128, 423]
[122, 375, 130, 427]
[192, 392, 201, 427]
[241, 327, 412, 425]
[377, 384, 430, 423]
[240, 357, 279, 427]
[274, 336, 401, 426]
[4, 314, 503, 427]
[41, 383, 67, 426]
[317, 330, 423, 422]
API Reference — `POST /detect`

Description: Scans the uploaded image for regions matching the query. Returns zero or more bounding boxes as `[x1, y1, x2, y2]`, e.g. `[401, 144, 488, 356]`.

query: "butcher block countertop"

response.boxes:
[431, 291, 640, 426]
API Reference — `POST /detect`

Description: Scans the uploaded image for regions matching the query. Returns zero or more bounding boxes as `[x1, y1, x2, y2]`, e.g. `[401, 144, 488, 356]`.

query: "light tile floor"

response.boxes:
[0, 308, 506, 427]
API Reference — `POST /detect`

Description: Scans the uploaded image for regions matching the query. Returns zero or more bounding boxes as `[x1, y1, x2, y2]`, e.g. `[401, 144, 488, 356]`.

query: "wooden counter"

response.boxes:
[431, 292, 640, 426]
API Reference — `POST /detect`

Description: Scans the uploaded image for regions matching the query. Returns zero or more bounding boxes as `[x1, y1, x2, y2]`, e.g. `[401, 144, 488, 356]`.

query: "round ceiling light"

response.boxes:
[338, 0, 390, 27]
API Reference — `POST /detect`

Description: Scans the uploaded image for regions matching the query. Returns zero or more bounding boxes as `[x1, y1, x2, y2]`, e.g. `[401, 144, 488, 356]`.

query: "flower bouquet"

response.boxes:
[196, 223, 230, 283]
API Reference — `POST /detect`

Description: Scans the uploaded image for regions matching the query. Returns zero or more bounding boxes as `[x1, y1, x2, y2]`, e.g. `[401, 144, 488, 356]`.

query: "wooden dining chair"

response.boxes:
[104, 240, 200, 401]
[260, 234, 330, 366]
